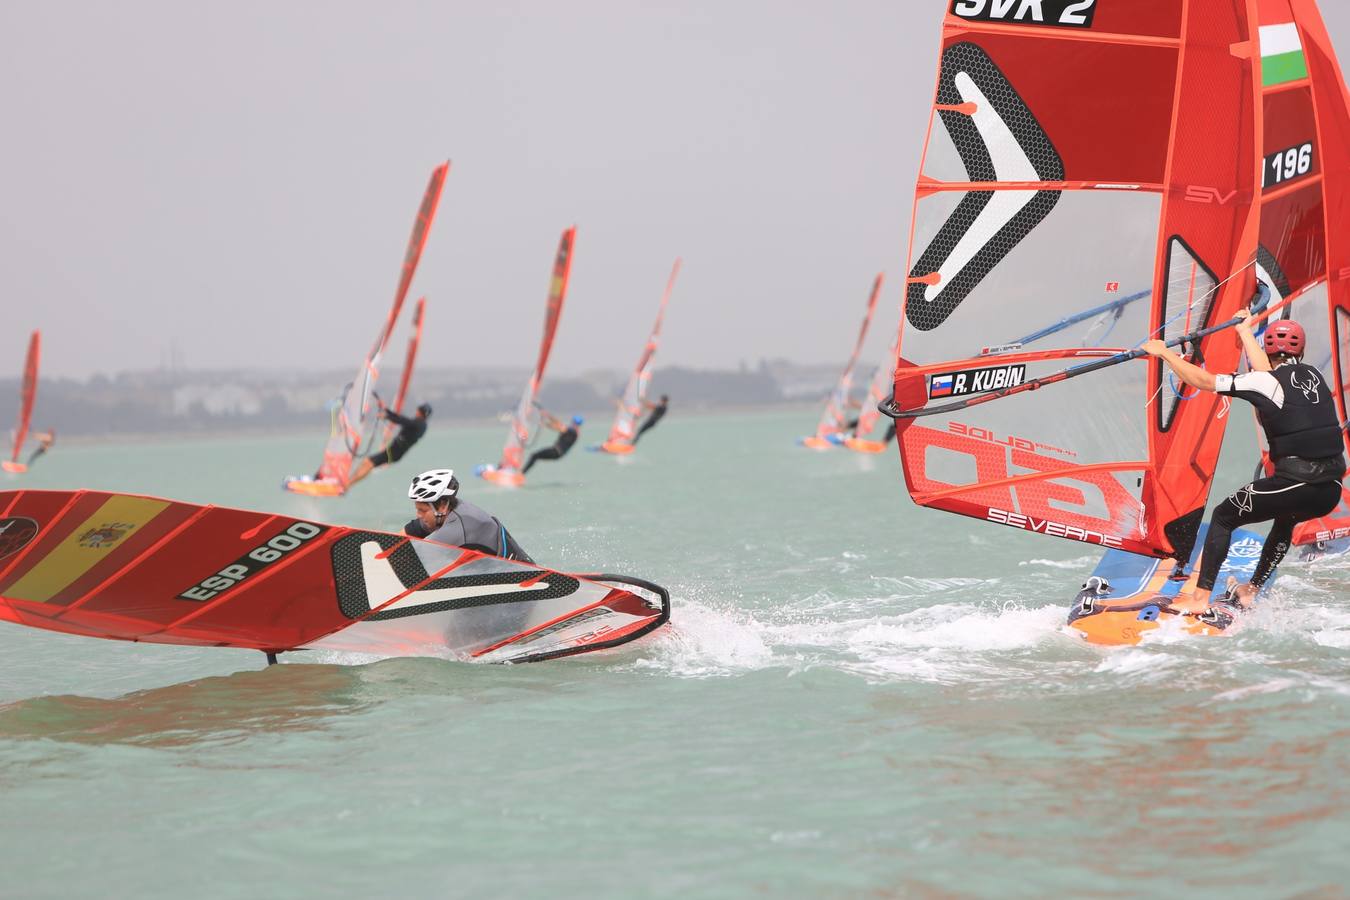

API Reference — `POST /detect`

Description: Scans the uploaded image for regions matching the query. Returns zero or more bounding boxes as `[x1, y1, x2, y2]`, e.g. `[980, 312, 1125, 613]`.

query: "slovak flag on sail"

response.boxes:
[929, 374, 955, 398]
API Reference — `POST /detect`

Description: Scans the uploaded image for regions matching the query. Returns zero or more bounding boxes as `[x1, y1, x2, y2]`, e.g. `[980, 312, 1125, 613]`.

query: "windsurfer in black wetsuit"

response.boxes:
[1143, 312, 1345, 612]
[402, 468, 532, 561]
[26, 430, 54, 466]
[348, 402, 431, 487]
[522, 412, 581, 474]
[632, 395, 669, 445]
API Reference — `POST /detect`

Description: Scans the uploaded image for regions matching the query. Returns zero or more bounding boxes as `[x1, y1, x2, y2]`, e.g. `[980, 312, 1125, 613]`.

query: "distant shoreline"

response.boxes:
[51, 401, 821, 446]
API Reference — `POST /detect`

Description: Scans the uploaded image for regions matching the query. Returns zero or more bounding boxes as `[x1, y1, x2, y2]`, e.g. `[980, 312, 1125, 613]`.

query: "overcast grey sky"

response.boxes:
[4, 3, 1349, 380]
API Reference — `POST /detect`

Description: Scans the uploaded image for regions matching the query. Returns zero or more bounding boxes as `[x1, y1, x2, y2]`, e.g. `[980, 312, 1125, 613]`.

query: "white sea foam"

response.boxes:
[632, 594, 774, 677]
[1019, 556, 1096, 571]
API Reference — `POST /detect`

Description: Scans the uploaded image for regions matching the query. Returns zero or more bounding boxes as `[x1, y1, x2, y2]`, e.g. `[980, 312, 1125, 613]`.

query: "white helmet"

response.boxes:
[408, 468, 459, 502]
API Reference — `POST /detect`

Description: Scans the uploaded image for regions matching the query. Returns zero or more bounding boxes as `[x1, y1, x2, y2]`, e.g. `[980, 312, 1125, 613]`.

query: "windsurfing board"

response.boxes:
[282, 476, 346, 497]
[596, 441, 637, 455]
[841, 437, 888, 454]
[1066, 524, 1270, 646]
[474, 464, 525, 487]
[0, 489, 669, 664]
[1, 462, 27, 474]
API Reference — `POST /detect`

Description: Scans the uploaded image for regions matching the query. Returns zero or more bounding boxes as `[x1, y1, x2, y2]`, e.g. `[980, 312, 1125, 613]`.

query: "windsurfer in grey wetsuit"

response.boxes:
[402, 468, 533, 562]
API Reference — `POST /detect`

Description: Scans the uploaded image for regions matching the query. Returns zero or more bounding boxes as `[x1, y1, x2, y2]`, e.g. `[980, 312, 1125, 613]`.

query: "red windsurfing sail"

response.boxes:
[0, 489, 669, 663]
[850, 335, 899, 442]
[382, 297, 427, 446]
[481, 227, 577, 482]
[601, 258, 681, 453]
[1245, 0, 1350, 547]
[287, 162, 449, 496]
[5, 331, 39, 472]
[890, 2, 1262, 558]
[803, 274, 884, 446]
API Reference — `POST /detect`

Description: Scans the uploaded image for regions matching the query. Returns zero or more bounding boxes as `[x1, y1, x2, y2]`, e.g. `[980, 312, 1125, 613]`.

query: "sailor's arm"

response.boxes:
[1234, 310, 1272, 372]
[1140, 340, 1216, 392]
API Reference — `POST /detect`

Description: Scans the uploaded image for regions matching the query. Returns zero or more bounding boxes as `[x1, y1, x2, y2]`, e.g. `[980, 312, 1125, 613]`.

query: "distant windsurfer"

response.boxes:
[403, 468, 532, 562]
[26, 430, 54, 467]
[632, 394, 669, 445]
[1143, 312, 1345, 611]
[348, 403, 431, 487]
[522, 412, 581, 474]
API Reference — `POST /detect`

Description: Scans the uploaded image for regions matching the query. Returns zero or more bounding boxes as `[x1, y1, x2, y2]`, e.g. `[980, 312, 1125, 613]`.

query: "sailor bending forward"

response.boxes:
[404, 468, 533, 562]
[1143, 312, 1345, 611]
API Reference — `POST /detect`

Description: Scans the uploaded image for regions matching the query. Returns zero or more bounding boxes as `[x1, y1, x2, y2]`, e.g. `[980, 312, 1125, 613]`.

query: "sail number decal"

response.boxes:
[178, 522, 326, 601]
[930, 364, 1026, 399]
[950, 0, 1096, 29]
[1263, 142, 1314, 189]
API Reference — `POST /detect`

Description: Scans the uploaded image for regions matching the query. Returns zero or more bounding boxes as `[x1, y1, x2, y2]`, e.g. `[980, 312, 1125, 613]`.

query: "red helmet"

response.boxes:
[1263, 319, 1306, 357]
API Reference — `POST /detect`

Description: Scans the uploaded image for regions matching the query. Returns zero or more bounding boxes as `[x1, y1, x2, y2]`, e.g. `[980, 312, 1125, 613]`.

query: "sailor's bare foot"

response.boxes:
[1231, 582, 1259, 608]
[1170, 591, 1210, 615]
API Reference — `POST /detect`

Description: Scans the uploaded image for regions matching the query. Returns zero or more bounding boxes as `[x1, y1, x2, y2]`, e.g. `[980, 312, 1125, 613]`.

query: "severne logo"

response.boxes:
[950, 0, 1096, 29]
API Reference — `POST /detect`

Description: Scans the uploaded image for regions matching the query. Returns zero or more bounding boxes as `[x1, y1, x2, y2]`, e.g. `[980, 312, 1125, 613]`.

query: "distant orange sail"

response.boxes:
[486, 226, 577, 479]
[383, 297, 426, 446]
[601, 259, 680, 453]
[287, 161, 449, 495]
[5, 331, 39, 471]
[808, 274, 883, 443]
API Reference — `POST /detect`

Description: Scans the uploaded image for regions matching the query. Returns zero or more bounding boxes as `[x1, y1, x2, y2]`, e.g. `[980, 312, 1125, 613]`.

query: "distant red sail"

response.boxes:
[602, 259, 681, 452]
[8, 331, 39, 467]
[491, 226, 578, 476]
[288, 162, 449, 495]
[810, 274, 884, 443]
[383, 297, 426, 446]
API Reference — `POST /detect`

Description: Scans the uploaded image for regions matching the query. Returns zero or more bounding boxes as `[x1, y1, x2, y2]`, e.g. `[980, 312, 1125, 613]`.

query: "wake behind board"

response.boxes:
[1066, 524, 1268, 646]
[0, 489, 669, 664]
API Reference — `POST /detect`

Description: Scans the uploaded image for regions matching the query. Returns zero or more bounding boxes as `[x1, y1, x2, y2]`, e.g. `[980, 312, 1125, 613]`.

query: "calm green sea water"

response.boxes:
[2, 410, 1348, 898]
